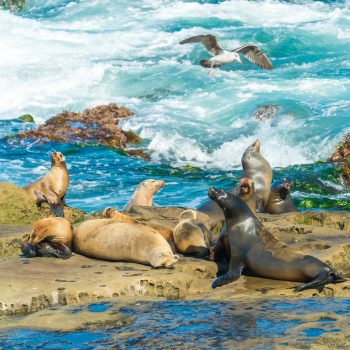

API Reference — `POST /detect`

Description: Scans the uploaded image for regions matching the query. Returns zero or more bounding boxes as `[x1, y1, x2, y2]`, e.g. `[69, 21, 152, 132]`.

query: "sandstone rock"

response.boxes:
[0, 182, 41, 225]
[127, 205, 210, 230]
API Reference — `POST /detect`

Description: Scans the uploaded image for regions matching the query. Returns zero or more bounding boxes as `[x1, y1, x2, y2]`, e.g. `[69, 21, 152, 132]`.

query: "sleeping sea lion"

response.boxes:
[241, 139, 272, 212]
[173, 209, 211, 256]
[198, 178, 257, 229]
[21, 217, 74, 259]
[24, 152, 69, 217]
[265, 178, 299, 214]
[209, 187, 345, 292]
[102, 206, 177, 253]
[74, 219, 178, 268]
[124, 179, 165, 212]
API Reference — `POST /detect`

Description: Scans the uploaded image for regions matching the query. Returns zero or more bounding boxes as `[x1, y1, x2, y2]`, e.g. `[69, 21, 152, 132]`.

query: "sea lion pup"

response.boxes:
[124, 179, 165, 212]
[102, 206, 177, 253]
[21, 217, 74, 259]
[74, 219, 179, 268]
[209, 187, 345, 292]
[24, 152, 69, 217]
[241, 139, 272, 212]
[102, 207, 136, 223]
[173, 209, 211, 257]
[265, 178, 299, 214]
[198, 178, 257, 229]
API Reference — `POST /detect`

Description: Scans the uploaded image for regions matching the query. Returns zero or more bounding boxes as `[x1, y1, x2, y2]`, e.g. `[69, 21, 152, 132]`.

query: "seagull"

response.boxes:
[179, 34, 273, 74]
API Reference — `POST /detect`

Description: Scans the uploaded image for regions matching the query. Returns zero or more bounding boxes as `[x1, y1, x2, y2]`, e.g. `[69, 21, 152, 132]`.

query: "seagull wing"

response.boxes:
[233, 45, 273, 69]
[179, 34, 225, 56]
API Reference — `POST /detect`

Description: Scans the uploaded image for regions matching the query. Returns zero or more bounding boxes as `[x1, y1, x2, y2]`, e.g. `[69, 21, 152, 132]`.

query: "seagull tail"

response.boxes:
[200, 60, 221, 68]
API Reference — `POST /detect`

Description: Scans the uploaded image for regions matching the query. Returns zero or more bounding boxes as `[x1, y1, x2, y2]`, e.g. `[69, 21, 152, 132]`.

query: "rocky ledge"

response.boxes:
[13, 103, 149, 161]
[328, 132, 350, 188]
[1, 210, 350, 316]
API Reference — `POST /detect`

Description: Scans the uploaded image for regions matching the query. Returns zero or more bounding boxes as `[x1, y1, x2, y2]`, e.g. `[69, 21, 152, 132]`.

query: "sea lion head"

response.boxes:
[51, 152, 66, 166]
[179, 209, 197, 222]
[140, 179, 165, 194]
[208, 187, 232, 209]
[248, 139, 261, 154]
[239, 178, 255, 196]
[28, 220, 49, 244]
[102, 207, 115, 218]
[272, 178, 292, 200]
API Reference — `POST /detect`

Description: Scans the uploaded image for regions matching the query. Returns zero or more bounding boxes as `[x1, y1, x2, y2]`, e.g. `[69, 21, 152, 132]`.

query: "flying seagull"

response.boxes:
[179, 34, 273, 74]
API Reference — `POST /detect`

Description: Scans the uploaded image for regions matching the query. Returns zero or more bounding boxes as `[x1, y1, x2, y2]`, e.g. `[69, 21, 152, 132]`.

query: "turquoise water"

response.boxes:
[1, 299, 349, 348]
[1, 0, 350, 212]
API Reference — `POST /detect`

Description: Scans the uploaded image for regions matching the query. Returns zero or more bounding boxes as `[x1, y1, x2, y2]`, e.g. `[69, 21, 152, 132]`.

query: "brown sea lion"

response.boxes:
[241, 139, 272, 212]
[124, 179, 165, 212]
[173, 209, 211, 257]
[24, 152, 69, 217]
[74, 219, 178, 268]
[102, 207, 136, 223]
[265, 178, 299, 214]
[21, 217, 74, 259]
[198, 178, 257, 229]
[209, 187, 345, 292]
[101, 206, 177, 253]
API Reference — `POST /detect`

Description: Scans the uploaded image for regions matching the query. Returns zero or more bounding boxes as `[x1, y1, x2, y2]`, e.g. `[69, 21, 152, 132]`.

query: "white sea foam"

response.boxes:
[0, 0, 349, 169]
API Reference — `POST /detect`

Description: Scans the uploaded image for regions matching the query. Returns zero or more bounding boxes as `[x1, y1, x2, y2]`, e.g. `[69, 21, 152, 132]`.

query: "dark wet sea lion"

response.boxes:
[198, 178, 257, 229]
[124, 179, 165, 212]
[21, 217, 74, 259]
[241, 139, 272, 212]
[265, 178, 299, 214]
[173, 209, 211, 257]
[24, 152, 69, 217]
[209, 187, 345, 292]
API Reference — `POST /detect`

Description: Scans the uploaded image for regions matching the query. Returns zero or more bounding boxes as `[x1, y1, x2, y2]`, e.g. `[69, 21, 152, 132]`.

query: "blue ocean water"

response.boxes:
[0, 0, 350, 211]
[1, 299, 349, 348]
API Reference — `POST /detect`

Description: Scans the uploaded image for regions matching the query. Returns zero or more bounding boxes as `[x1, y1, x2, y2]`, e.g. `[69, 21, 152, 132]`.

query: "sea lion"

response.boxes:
[24, 152, 69, 217]
[74, 219, 179, 268]
[102, 207, 136, 223]
[21, 217, 74, 259]
[198, 178, 257, 229]
[209, 187, 345, 292]
[173, 209, 211, 256]
[102, 206, 178, 253]
[265, 178, 299, 214]
[241, 139, 272, 212]
[124, 179, 165, 212]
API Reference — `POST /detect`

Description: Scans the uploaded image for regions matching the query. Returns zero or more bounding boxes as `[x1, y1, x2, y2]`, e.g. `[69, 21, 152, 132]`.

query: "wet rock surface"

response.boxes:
[14, 103, 149, 161]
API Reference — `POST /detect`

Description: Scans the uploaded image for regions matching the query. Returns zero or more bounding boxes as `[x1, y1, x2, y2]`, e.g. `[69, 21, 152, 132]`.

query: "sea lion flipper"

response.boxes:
[36, 242, 61, 258]
[212, 268, 241, 289]
[294, 271, 346, 293]
[56, 244, 72, 259]
[40, 190, 65, 217]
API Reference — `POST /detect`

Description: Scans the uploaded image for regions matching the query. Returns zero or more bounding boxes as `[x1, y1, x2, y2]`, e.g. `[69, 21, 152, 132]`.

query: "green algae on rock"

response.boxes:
[0, 183, 41, 225]
[14, 103, 148, 161]
[18, 114, 34, 123]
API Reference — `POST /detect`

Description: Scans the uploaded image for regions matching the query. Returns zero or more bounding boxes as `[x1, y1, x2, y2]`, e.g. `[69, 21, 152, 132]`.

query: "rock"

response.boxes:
[0, 0, 25, 11]
[0, 183, 41, 225]
[1, 210, 350, 316]
[0, 182, 86, 226]
[328, 133, 350, 188]
[251, 104, 279, 121]
[18, 114, 34, 123]
[127, 205, 210, 230]
[14, 103, 148, 161]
